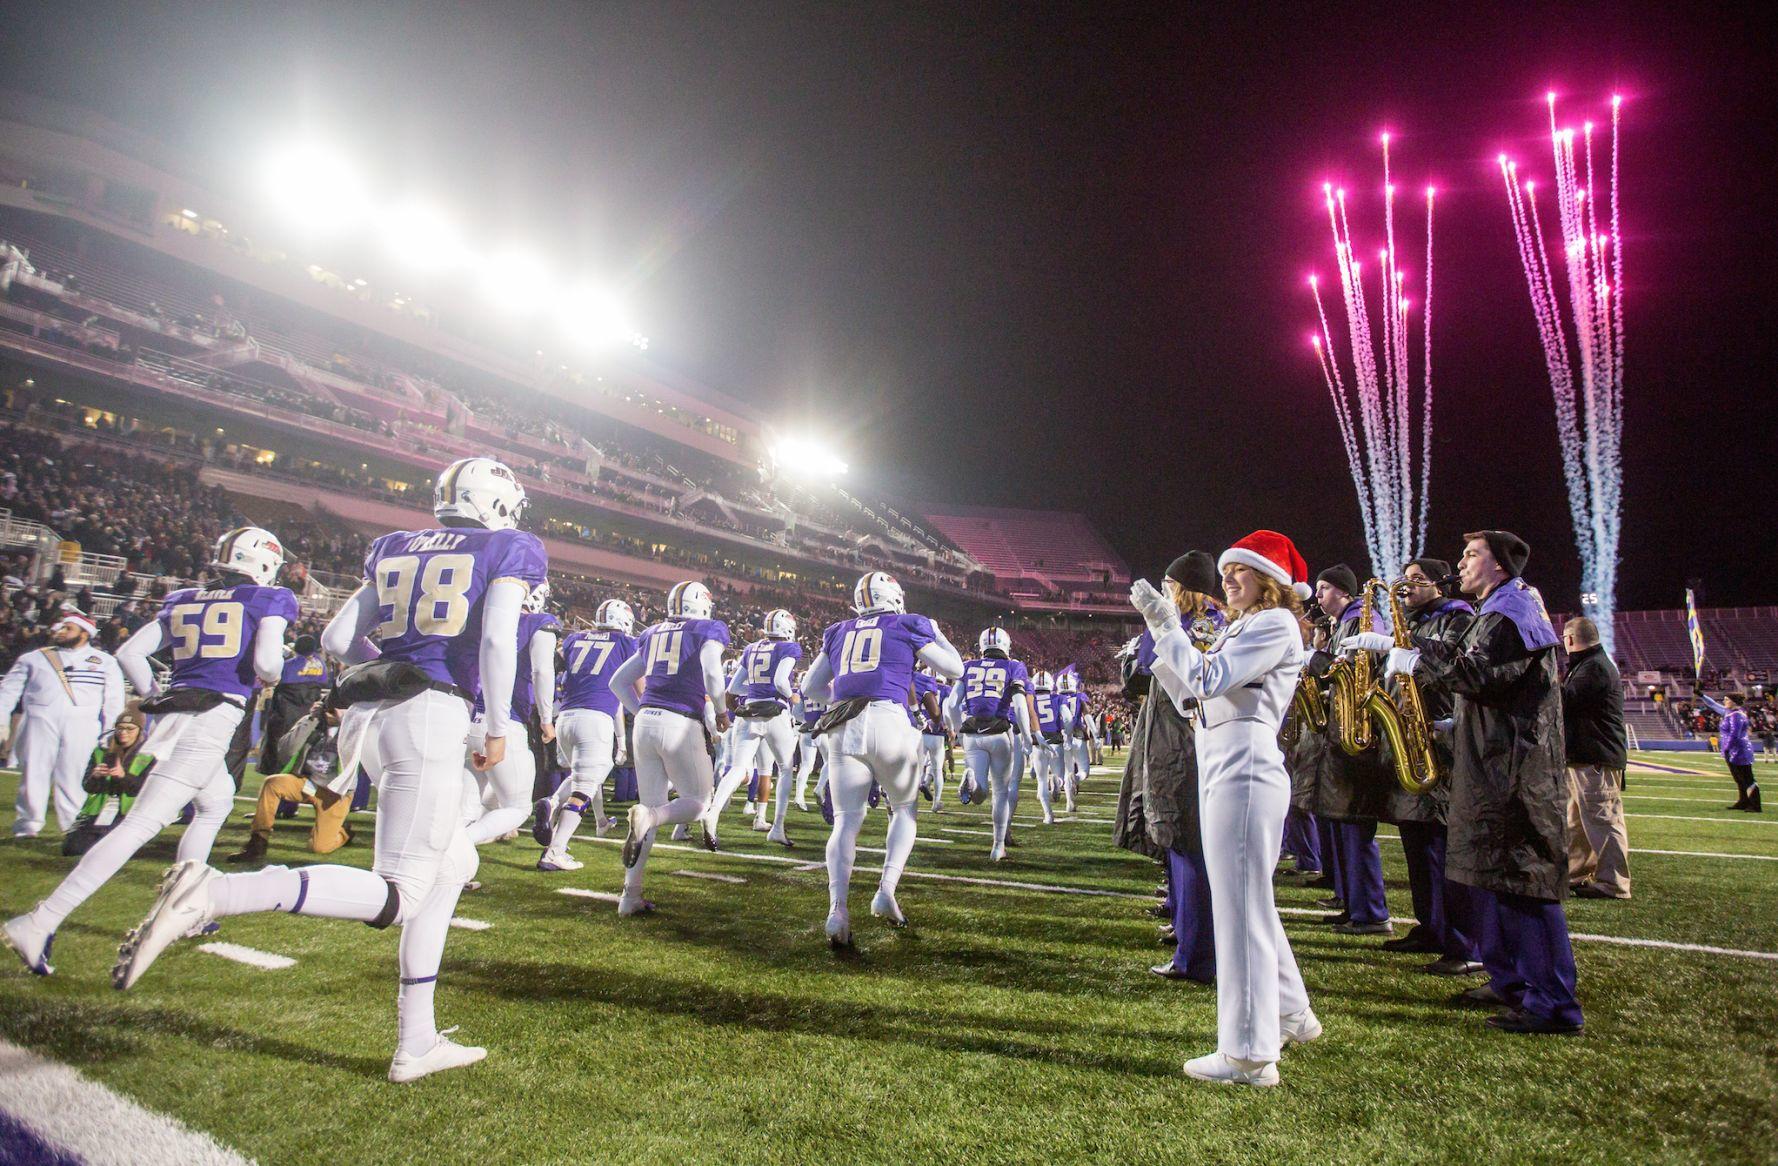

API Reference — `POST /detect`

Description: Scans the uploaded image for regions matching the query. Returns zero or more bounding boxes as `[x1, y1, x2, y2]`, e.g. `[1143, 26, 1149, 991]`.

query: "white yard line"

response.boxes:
[0, 1038, 253, 1166]
[449, 917, 493, 931]
[557, 888, 622, 903]
[673, 870, 747, 884]
[1627, 813, 1776, 826]
[196, 942, 295, 971]
[586, 838, 1778, 961]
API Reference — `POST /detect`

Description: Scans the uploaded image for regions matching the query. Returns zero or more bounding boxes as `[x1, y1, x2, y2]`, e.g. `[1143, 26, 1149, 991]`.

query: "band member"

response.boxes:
[1134, 530, 1320, 1086]
[1306, 564, 1393, 936]
[0, 610, 127, 838]
[1114, 551, 1224, 985]
[1378, 558, 1482, 974]
[1695, 691, 1761, 812]
[1349, 530, 1583, 1035]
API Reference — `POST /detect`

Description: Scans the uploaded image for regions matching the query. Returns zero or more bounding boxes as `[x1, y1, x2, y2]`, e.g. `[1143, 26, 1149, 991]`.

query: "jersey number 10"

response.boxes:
[835, 628, 882, 676]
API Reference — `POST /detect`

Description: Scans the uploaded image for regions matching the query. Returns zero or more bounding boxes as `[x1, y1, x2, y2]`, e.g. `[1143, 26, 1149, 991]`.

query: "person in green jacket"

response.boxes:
[62, 709, 155, 857]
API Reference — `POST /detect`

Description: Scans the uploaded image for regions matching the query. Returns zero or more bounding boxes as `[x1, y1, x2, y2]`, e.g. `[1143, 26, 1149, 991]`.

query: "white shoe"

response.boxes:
[536, 851, 583, 872]
[1183, 1052, 1280, 1087]
[114, 861, 219, 990]
[767, 827, 795, 849]
[3, 914, 55, 976]
[825, 909, 852, 948]
[617, 890, 656, 917]
[1042, 812, 1056, 825]
[1281, 1008, 1323, 1048]
[751, 817, 770, 832]
[988, 845, 1006, 862]
[670, 823, 691, 842]
[495, 829, 520, 843]
[594, 816, 617, 838]
[622, 804, 655, 868]
[794, 798, 811, 813]
[388, 1034, 487, 1083]
[870, 888, 907, 928]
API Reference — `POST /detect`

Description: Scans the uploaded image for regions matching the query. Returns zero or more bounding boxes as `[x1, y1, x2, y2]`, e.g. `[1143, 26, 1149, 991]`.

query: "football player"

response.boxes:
[606, 580, 730, 915]
[535, 598, 638, 869]
[943, 628, 1035, 861]
[708, 609, 803, 848]
[6, 527, 294, 975]
[791, 672, 825, 812]
[1029, 670, 1072, 825]
[911, 663, 951, 809]
[111, 457, 545, 1084]
[801, 571, 962, 945]
[462, 581, 559, 845]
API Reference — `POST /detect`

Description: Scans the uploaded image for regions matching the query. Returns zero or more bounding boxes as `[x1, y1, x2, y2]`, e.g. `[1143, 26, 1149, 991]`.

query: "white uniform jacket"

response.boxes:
[1148, 607, 1303, 734]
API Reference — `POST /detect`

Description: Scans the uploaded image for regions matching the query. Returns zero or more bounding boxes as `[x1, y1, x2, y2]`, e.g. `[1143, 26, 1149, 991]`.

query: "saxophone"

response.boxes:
[1359, 578, 1443, 795]
[1327, 584, 1377, 756]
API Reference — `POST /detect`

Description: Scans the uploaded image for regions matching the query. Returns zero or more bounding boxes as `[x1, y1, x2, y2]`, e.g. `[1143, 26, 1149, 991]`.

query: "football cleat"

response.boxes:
[825, 910, 852, 948]
[388, 1033, 488, 1084]
[622, 804, 654, 868]
[3, 915, 55, 976]
[114, 861, 219, 991]
[617, 892, 656, 917]
[531, 798, 555, 847]
[536, 853, 583, 872]
[870, 888, 907, 928]
[767, 827, 795, 849]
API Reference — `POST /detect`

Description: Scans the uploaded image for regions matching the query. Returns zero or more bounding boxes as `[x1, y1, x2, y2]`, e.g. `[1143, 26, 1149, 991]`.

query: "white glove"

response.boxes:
[1432, 717, 1453, 734]
[1130, 579, 1180, 636]
[1342, 631, 1394, 655]
[1385, 647, 1421, 680]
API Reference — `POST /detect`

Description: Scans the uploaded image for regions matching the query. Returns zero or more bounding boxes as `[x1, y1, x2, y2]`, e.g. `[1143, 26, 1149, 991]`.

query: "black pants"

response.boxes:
[1729, 761, 1759, 805]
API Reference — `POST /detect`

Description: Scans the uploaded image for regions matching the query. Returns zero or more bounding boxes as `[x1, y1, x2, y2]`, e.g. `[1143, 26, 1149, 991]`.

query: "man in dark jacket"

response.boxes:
[1353, 530, 1582, 1035]
[1379, 558, 1483, 974]
[259, 634, 331, 776]
[1306, 563, 1393, 936]
[1562, 616, 1629, 899]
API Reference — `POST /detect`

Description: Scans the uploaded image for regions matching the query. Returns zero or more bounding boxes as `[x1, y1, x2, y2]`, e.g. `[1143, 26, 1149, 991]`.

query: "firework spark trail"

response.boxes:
[1500, 94, 1626, 654]
[1305, 139, 1434, 579]
[1418, 187, 1434, 544]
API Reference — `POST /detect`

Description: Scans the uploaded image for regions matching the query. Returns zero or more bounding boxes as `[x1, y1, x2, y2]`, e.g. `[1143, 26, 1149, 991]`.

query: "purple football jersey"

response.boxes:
[737, 638, 803, 705]
[910, 671, 948, 734]
[1060, 691, 1086, 731]
[637, 617, 731, 717]
[820, 613, 936, 704]
[363, 526, 549, 698]
[157, 583, 299, 700]
[559, 628, 638, 715]
[957, 657, 1030, 723]
[1034, 690, 1063, 734]
[477, 610, 561, 719]
[280, 651, 330, 687]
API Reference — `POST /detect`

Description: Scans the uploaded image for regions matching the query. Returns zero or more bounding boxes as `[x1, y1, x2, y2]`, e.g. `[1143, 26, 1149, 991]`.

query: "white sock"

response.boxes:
[214, 864, 388, 921]
[772, 765, 792, 829]
[931, 766, 945, 806]
[880, 804, 917, 896]
[711, 765, 750, 822]
[826, 810, 864, 916]
[992, 779, 1016, 847]
[550, 796, 588, 854]
[396, 876, 464, 1057]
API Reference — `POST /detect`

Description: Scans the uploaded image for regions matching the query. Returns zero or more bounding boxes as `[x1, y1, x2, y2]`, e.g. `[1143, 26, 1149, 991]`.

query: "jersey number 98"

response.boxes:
[374, 554, 474, 639]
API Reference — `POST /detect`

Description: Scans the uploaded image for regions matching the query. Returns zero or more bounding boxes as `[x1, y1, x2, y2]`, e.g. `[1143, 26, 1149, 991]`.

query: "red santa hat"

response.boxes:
[53, 609, 98, 638]
[1218, 530, 1313, 601]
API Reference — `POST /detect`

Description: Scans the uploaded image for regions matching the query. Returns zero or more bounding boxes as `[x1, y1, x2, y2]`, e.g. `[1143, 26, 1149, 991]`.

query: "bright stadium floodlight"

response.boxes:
[556, 283, 632, 346]
[262, 141, 369, 233]
[479, 246, 552, 315]
[773, 435, 848, 478]
[382, 199, 470, 272]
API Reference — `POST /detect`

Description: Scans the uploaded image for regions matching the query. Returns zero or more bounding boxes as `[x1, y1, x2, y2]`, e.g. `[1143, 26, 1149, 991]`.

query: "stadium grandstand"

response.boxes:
[0, 94, 1135, 683]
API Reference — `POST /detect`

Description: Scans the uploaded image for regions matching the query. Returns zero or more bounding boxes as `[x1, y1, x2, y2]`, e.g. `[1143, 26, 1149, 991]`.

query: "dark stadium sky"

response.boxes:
[3, 2, 1774, 609]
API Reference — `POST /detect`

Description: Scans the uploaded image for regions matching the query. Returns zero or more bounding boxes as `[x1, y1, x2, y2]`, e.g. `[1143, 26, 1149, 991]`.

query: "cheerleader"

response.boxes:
[1132, 530, 1321, 1086]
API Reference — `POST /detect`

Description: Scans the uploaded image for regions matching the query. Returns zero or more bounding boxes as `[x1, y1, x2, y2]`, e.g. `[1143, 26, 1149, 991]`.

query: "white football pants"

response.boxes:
[711, 712, 796, 829]
[962, 731, 1018, 850]
[918, 733, 946, 804]
[626, 707, 715, 895]
[27, 701, 243, 932]
[462, 716, 537, 844]
[823, 702, 922, 917]
[546, 708, 617, 852]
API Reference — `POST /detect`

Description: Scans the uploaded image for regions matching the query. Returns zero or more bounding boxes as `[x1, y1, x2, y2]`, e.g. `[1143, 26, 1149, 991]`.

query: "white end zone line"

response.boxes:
[0, 1038, 253, 1165]
[196, 942, 294, 971]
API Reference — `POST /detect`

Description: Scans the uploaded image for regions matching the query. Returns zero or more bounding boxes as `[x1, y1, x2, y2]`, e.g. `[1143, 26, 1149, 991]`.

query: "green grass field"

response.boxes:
[3, 750, 1776, 1164]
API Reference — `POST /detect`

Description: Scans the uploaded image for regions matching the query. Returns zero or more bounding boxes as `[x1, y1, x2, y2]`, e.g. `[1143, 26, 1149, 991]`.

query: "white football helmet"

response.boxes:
[523, 581, 551, 613]
[1057, 671, 1079, 693]
[667, 580, 714, 619]
[212, 526, 285, 587]
[764, 608, 797, 640]
[853, 571, 905, 615]
[1032, 670, 1055, 692]
[978, 627, 1012, 656]
[434, 456, 528, 530]
[596, 598, 635, 634]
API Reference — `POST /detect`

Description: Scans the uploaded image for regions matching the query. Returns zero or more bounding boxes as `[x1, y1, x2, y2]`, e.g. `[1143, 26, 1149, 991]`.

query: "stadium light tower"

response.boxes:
[772, 435, 848, 478]
[556, 283, 642, 350]
[262, 141, 369, 233]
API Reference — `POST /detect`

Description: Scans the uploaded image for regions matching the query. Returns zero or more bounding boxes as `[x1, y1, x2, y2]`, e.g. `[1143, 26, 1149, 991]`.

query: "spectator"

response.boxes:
[1561, 616, 1630, 899]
